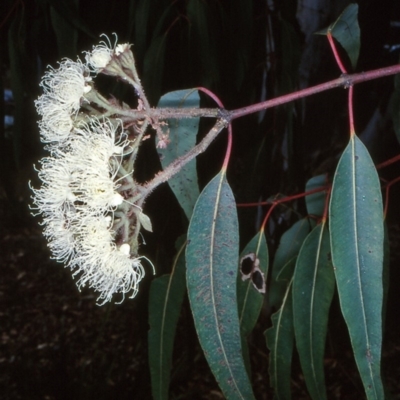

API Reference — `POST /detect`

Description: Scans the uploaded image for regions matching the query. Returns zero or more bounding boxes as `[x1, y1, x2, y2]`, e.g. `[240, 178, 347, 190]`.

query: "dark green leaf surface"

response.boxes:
[317, 4, 360, 69]
[237, 231, 268, 376]
[293, 223, 335, 400]
[269, 218, 310, 310]
[329, 135, 384, 399]
[186, 173, 255, 400]
[265, 279, 294, 400]
[148, 238, 186, 400]
[157, 90, 200, 220]
[305, 174, 327, 217]
[382, 222, 390, 331]
[237, 231, 268, 337]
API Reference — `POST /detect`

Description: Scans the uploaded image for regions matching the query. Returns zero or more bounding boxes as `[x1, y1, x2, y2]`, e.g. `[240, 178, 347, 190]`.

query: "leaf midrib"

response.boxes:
[350, 137, 376, 397]
[209, 172, 244, 399]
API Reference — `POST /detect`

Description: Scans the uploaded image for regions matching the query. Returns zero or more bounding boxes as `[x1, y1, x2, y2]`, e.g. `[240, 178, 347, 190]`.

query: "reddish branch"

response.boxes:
[228, 64, 400, 121]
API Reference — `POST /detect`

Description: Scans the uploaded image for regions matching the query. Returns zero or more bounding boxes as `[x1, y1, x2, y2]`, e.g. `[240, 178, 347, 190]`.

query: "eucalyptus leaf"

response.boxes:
[157, 90, 200, 220]
[316, 4, 360, 69]
[186, 172, 255, 400]
[237, 231, 268, 376]
[237, 231, 269, 337]
[293, 223, 335, 400]
[329, 135, 384, 399]
[148, 237, 186, 400]
[265, 278, 294, 400]
[269, 218, 311, 310]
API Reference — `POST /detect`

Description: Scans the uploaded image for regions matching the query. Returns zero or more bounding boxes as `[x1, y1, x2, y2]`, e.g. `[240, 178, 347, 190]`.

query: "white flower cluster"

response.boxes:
[85, 36, 130, 73]
[35, 59, 92, 144]
[32, 39, 148, 304]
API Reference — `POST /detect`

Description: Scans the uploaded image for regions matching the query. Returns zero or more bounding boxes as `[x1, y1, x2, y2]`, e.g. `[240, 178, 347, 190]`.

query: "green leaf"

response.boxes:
[382, 222, 390, 332]
[157, 89, 200, 220]
[186, 172, 255, 400]
[269, 218, 311, 310]
[293, 223, 335, 400]
[148, 237, 187, 400]
[316, 4, 360, 69]
[237, 231, 268, 376]
[329, 135, 384, 400]
[305, 174, 328, 218]
[265, 278, 294, 400]
[237, 231, 268, 337]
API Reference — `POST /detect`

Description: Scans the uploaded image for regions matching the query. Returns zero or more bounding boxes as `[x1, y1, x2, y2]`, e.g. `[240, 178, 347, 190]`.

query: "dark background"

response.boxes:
[1, 0, 400, 399]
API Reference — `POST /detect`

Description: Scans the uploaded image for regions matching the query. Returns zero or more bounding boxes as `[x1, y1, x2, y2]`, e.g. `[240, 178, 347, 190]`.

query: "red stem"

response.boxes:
[383, 176, 400, 218]
[322, 186, 332, 223]
[327, 31, 355, 137]
[238, 186, 329, 234]
[197, 87, 232, 171]
[327, 32, 348, 74]
[237, 186, 329, 208]
[376, 154, 400, 169]
[229, 64, 400, 120]
[348, 85, 355, 137]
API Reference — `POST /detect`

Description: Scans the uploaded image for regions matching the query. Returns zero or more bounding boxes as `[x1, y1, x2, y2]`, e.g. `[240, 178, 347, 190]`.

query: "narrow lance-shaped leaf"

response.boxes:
[237, 230, 269, 336]
[329, 135, 384, 400]
[269, 218, 310, 310]
[382, 222, 390, 333]
[148, 237, 187, 400]
[157, 89, 200, 220]
[293, 222, 335, 400]
[237, 231, 268, 376]
[186, 172, 255, 400]
[265, 277, 294, 400]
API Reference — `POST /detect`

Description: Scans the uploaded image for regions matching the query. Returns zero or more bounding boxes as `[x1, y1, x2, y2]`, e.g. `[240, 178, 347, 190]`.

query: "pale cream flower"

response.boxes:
[85, 40, 114, 72]
[35, 59, 91, 144]
[84, 34, 132, 77]
[36, 98, 74, 143]
[31, 115, 147, 304]
[31, 156, 76, 215]
[42, 210, 77, 263]
[39, 59, 91, 113]
[71, 215, 145, 305]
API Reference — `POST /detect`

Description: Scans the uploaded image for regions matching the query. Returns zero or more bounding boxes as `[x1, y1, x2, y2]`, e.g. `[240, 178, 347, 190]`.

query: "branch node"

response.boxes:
[217, 108, 232, 124]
